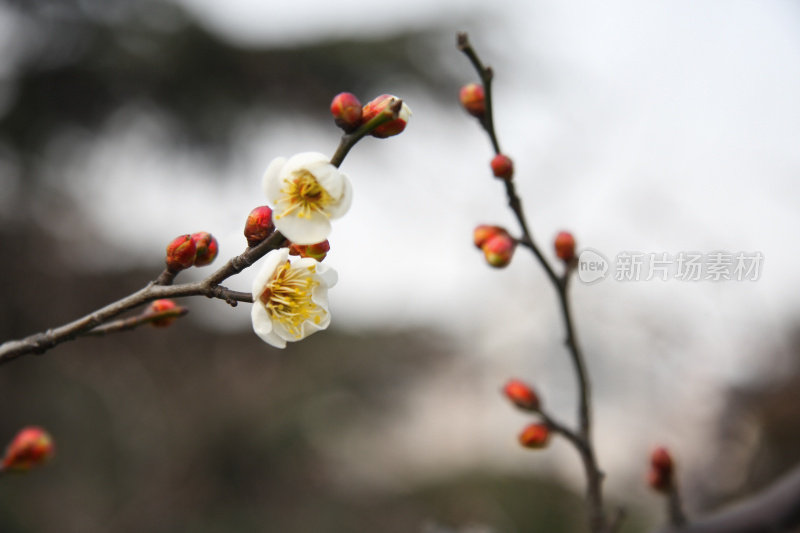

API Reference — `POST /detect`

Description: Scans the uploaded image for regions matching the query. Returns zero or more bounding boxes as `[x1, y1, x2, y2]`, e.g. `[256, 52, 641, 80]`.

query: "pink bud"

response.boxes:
[2, 426, 54, 472]
[473, 225, 506, 249]
[459, 83, 485, 117]
[191, 232, 219, 267]
[491, 154, 514, 180]
[148, 299, 181, 328]
[554, 231, 576, 262]
[502, 379, 540, 411]
[518, 423, 550, 449]
[244, 206, 275, 247]
[289, 240, 330, 262]
[482, 233, 516, 268]
[648, 446, 675, 492]
[361, 94, 411, 138]
[165, 234, 197, 272]
[330, 92, 363, 132]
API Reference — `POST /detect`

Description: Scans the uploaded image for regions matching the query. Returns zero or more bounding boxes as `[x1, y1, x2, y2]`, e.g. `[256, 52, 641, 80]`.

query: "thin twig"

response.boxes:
[84, 306, 190, 337]
[0, 231, 286, 365]
[458, 31, 606, 532]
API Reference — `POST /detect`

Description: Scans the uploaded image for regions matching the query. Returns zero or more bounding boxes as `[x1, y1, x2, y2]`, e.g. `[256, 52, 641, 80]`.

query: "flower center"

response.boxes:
[275, 170, 334, 220]
[259, 260, 325, 338]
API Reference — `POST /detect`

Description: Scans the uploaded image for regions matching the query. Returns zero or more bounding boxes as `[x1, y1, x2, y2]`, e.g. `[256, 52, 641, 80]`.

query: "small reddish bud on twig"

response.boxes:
[518, 423, 550, 449]
[503, 379, 540, 411]
[2, 426, 54, 472]
[148, 299, 181, 328]
[330, 92, 363, 132]
[482, 233, 516, 268]
[473, 225, 507, 249]
[648, 446, 675, 492]
[165, 234, 197, 272]
[361, 94, 412, 138]
[490, 154, 514, 180]
[191, 232, 219, 267]
[288, 240, 330, 262]
[244, 206, 275, 247]
[459, 83, 485, 117]
[554, 231, 576, 262]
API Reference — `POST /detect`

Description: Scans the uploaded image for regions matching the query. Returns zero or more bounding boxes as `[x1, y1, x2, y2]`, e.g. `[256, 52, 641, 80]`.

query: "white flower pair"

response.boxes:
[250, 152, 349, 349]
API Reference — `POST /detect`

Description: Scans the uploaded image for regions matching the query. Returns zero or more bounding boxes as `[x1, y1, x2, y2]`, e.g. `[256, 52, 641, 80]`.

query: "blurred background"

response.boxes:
[1, 0, 800, 531]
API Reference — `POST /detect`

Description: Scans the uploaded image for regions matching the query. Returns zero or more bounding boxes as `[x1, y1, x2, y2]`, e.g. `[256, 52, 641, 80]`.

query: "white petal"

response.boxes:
[324, 173, 353, 220]
[263, 156, 287, 203]
[250, 301, 286, 348]
[274, 212, 332, 245]
[282, 152, 329, 175]
[311, 163, 345, 200]
[251, 248, 289, 297]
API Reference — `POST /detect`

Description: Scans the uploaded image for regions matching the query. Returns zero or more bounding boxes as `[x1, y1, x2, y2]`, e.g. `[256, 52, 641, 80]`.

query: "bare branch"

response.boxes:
[656, 464, 800, 533]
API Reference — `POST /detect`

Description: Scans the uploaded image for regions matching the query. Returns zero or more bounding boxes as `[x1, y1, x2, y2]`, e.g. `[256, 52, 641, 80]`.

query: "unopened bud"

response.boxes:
[491, 154, 514, 180]
[244, 206, 275, 247]
[165, 234, 197, 272]
[148, 299, 181, 328]
[361, 94, 412, 138]
[289, 240, 330, 262]
[503, 379, 540, 411]
[473, 225, 506, 249]
[459, 83, 485, 117]
[330, 92, 363, 132]
[554, 231, 576, 262]
[518, 423, 550, 449]
[191, 232, 219, 267]
[482, 233, 516, 268]
[648, 446, 674, 492]
[2, 426, 54, 472]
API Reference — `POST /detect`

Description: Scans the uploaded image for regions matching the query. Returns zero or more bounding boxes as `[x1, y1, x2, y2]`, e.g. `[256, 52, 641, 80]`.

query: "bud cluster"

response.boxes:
[330, 92, 411, 138]
[165, 232, 219, 272]
[473, 225, 515, 268]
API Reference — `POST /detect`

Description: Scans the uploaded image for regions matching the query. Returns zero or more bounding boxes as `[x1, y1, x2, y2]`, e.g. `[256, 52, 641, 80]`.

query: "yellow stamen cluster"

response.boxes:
[260, 260, 324, 338]
[276, 170, 334, 220]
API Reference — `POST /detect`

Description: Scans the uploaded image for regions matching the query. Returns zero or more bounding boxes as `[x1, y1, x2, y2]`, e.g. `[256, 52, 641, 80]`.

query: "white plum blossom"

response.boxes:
[263, 152, 352, 245]
[251, 248, 337, 349]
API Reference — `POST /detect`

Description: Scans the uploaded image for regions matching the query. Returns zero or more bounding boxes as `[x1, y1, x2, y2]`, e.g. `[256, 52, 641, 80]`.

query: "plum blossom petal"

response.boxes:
[262, 152, 352, 244]
[250, 248, 337, 348]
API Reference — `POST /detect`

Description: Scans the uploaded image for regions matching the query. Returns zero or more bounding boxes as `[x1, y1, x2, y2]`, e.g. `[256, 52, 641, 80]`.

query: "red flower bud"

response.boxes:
[165, 234, 197, 272]
[2, 426, 54, 472]
[289, 240, 330, 262]
[459, 83, 485, 117]
[330, 92, 363, 132]
[148, 299, 181, 328]
[361, 94, 411, 138]
[502, 379, 540, 411]
[244, 206, 275, 247]
[554, 231, 576, 262]
[518, 423, 550, 449]
[191, 232, 219, 267]
[482, 233, 516, 268]
[648, 446, 674, 492]
[491, 154, 514, 180]
[473, 225, 506, 249]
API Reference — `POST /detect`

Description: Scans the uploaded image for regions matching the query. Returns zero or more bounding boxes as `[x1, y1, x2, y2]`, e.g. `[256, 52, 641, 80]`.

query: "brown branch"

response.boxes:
[459, 31, 606, 532]
[83, 306, 190, 336]
[0, 230, 286, 365]
[655, 464, 800, 533]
